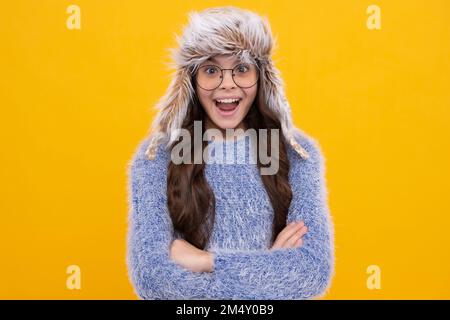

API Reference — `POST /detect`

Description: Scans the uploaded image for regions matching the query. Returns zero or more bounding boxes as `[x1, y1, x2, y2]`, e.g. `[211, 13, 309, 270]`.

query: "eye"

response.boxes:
[205, 66, 219, 74]
[236, 64, 249, 73]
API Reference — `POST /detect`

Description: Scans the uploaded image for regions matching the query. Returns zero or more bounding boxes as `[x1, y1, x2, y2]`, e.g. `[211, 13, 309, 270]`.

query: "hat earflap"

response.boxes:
[145, 67, 193, 160]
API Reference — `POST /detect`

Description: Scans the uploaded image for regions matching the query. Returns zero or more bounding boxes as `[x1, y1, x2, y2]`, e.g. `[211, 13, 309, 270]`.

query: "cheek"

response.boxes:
[196, 91, 214, 108]
[242, 89, 257, 111]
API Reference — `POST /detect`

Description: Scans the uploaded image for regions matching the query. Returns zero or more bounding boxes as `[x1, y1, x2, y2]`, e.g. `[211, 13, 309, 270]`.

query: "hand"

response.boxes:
[270, 221, 308, 250]
[170, 239, 214, 273]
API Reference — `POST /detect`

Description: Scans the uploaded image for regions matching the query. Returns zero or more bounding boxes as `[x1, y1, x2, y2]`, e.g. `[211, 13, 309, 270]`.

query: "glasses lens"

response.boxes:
[196, 63, 258, 90]
[196, 65, 221, 90]
[232, 63, 259, 88]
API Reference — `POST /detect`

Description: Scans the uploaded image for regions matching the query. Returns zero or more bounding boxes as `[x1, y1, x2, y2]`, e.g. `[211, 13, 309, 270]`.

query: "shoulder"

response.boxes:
[287, 127, 325, 167]
[126, 136, 171, 183]
[287, 128, 327, 183]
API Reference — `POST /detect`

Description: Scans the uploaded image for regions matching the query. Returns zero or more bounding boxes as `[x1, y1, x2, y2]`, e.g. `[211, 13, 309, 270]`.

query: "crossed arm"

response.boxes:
[170, 220, 309, 273]
[127, 136, 334, 300]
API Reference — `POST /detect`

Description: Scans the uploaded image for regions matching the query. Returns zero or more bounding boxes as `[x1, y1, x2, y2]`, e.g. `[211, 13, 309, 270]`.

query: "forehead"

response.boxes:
[203, 55, 241, 65]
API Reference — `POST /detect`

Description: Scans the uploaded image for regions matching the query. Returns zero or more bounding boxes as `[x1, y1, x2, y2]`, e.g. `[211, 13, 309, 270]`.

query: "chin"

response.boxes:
[211, 118, 242, 130]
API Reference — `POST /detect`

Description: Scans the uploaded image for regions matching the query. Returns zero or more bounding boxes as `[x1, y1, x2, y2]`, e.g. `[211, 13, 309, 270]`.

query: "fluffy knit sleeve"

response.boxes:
[208, 132, 335, 300]
[126, 138, 214, 300]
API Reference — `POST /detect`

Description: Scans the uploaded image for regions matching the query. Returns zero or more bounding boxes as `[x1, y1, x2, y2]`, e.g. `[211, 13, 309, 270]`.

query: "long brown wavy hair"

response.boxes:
[167, 73, 293, 250]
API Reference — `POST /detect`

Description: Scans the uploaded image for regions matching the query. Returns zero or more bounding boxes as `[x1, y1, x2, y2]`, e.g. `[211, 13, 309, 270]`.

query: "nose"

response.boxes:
[219, 69, 236, 89]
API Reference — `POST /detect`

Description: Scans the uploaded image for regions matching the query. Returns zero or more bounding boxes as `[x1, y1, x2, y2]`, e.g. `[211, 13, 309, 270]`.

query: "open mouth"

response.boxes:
[214, 98, 241, 117]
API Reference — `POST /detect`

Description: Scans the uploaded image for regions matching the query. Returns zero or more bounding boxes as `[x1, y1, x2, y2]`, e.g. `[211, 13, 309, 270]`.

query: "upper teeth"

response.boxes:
[216, 98, 240, 103]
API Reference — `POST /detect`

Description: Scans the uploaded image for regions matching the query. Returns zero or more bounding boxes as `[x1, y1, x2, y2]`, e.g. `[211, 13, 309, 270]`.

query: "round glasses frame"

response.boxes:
[195, 63, 260, 91]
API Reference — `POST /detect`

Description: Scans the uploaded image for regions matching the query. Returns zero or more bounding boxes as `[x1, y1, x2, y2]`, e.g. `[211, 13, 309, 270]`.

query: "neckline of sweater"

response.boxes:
[206, 133, 248, 145]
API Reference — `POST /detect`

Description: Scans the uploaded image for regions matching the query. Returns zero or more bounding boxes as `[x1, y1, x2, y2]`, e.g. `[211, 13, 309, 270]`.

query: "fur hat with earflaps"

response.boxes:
[144, 6, 310, 160]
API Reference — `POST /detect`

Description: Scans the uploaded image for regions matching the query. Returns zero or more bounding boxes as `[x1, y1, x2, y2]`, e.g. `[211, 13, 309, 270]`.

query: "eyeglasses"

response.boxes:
[195, 63, 259, 91]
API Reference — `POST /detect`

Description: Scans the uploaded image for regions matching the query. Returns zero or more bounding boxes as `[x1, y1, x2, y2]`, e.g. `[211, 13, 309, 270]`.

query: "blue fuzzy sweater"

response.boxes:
[126, 129, 335, 300]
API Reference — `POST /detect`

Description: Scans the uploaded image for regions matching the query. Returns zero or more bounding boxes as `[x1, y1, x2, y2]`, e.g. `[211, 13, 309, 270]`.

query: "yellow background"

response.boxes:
[1, 0, 449, 299]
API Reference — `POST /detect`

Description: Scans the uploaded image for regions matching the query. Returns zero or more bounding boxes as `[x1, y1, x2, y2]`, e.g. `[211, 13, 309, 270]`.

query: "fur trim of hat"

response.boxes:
[144, 6, 310, 160]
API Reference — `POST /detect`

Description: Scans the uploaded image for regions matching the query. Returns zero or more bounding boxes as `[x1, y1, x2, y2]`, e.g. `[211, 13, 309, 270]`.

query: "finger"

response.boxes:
[272, 223, 302, 248]
[285, 226, 308, 247]
[276, 223, 301, 247]
[296, 225, 308, 238]
[274, 222, 305, 248]
[294, 237, 303, 247]
[272, 221, 304, 248]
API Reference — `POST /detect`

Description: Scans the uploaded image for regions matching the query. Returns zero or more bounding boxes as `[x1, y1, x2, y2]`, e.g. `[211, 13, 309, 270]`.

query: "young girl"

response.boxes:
[126, 6, 335, 300]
